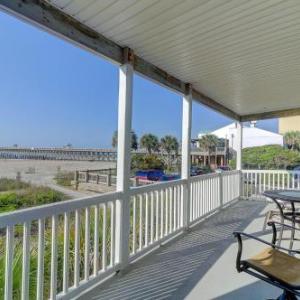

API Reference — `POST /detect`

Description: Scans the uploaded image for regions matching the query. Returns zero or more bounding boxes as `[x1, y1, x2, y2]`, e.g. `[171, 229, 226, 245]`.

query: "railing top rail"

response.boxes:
[189, 170, 239, 182]
[0, 191, 122, 228]
[220, 170, 240, 175]
[190, 172, 219, 182]
[242, 169, 300, 174]
[129, 178, 186, 196]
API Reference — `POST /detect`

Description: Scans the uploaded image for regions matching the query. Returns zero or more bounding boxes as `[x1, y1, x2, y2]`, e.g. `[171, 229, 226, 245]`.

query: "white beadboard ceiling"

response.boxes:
[47, 0, 300, 117]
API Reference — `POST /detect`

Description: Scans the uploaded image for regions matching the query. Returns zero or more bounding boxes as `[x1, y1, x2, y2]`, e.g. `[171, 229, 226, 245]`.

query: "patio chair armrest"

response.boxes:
[268, 221, 300, 232]
[233, 231, 300, 272]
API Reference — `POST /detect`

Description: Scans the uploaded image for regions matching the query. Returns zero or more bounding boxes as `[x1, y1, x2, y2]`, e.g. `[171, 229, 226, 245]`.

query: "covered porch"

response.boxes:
[80, 200, 280, 300]
[1, 1, 300, 300]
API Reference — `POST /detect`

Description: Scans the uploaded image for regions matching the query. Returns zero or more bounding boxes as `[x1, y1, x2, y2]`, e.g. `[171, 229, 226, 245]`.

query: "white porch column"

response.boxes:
[181, 85, 192, 228]
[115, 60, 133, 269]
[236, 121, 243, 198]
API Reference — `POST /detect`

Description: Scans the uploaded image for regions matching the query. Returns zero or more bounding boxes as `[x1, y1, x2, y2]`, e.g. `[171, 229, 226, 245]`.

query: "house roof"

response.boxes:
[2, 0, 300, 121]
[210, 123, 283, 150]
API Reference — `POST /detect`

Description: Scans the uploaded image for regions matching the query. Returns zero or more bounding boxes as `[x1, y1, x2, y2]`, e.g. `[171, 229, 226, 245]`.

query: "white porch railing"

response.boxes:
[190, 170, 240, 223]
[0, 170, 240, 300]
[242, 169, 300, 199]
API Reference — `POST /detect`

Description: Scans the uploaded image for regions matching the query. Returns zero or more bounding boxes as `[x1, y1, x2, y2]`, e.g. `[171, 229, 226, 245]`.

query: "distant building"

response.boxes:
[190, 140, 228, 167]
[207, 121, 283, 152]
[279, 116, 300, 134]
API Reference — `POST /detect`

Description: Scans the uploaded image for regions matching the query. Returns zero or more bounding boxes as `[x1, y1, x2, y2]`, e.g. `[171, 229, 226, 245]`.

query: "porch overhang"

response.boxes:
[1, 0, 300, 122]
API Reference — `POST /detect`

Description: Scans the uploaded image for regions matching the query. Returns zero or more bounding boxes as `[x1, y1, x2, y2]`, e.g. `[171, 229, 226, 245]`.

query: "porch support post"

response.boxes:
[115, 50, 134, 269]
[236, 122, 243, 198]
[181, 85, 192, 229]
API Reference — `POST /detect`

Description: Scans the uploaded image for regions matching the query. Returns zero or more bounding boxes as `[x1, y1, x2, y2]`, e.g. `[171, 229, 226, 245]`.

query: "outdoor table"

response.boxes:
[263, 189, 300, 251]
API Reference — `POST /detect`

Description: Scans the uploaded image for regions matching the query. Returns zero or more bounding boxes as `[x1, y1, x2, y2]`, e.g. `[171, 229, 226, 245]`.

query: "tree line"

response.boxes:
[112, 130, 226, 171]
[112, 130, 179, 154]
[112, 131, 179, 170]
[284, 131, 300, 150]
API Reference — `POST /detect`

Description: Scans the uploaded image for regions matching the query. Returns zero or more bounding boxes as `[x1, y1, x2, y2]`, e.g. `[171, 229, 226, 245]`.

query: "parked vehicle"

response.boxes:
[135, 170, 180, 182]
[215, 165, 231, 173]
[190, 166, 205, 176]
[292, 165, 300, 179]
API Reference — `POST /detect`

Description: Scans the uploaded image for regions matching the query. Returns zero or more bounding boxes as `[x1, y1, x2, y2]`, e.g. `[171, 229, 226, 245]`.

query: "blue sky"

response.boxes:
[0, 11, 277, 148]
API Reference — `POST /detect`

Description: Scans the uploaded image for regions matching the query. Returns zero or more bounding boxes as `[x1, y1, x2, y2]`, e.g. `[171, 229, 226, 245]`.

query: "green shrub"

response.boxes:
[0, 187, 67, 214]
[242, 145, 300, 170]
[0, 178, 30, 192]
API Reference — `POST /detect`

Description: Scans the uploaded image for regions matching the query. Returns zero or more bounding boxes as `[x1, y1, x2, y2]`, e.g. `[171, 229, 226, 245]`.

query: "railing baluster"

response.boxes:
[246, 172, 249, 197]
[36, 219, 45, 300]
[84, 208, 90, 281]
[74, 209, 80, 288]
[110, 202, 115, 267]
[50, 215, 58, 300]
[165, 188, 169, 235]
[63, 212, 70, 294]
[93, 205, 99, 275]
[178, 185, 180, 227]
[21, 222, 31, 300]
[102, 204, 107, 271]
[169, 187, 172, 232]
[181, 184, 184, 226]
[5, 226, 14, 300]
[173, 187, 177, 230]
[194, 182, 197, 220]
[132, 196, 136, 253]
[145, 193, 149, 247]
[155, 191, 159, 241]
[150, 192, 154, 244]
[139, 195, 143, 250]
[160, 190, 164, 238]
[195, 182, 202, 219]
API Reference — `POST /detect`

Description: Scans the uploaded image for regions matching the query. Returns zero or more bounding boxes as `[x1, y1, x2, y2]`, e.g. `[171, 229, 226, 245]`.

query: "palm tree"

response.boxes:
[140, 134, 159, 154]
[160, 135, 179, 170]
[284, 131, 300, 150]
[112, 130, 138, 150]
[198, 134, 219, 165]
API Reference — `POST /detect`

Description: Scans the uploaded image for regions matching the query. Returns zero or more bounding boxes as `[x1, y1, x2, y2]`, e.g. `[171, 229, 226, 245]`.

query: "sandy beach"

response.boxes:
[0, 159, 116, 197]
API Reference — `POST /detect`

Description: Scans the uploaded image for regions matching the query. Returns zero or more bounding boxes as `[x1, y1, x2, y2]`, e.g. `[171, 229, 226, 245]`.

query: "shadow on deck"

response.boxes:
[79, 200, 279, 300]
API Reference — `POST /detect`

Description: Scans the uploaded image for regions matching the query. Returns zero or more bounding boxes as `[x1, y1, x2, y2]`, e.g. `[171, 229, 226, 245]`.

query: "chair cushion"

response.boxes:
[247, 247, 300, 287]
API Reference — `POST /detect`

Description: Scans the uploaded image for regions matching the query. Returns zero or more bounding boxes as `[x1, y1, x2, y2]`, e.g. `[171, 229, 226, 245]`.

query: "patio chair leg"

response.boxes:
[289, 220, 296, 252]
[276, 290, 297, 300]
[263, 211, 271, 231]
[277, 215, 284, 247]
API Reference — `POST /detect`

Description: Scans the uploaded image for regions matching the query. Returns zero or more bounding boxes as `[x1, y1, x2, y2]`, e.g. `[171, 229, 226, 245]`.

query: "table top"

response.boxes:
[263, 190, 300, 202]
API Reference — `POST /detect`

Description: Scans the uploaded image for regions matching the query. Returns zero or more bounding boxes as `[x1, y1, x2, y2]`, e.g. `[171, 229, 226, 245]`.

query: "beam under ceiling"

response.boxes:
[241, 107, 300, 122]
[0, 0, 240, 121]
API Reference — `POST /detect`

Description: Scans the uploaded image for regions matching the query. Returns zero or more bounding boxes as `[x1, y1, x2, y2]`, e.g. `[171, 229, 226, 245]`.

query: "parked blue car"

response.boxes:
[135, 170, 180, 181]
